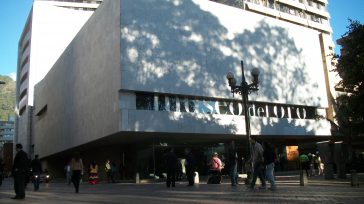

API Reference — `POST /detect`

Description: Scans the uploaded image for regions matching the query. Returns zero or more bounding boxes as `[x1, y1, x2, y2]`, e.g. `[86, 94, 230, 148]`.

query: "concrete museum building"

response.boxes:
[17, 0, 337, 179]
[16, 0, 103, 154]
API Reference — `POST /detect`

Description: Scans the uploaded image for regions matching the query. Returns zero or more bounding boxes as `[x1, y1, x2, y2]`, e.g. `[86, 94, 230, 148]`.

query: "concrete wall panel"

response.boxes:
[120, 0, 328, 108]
[33, 0, 121, 157]
[29, 2, 95, 106]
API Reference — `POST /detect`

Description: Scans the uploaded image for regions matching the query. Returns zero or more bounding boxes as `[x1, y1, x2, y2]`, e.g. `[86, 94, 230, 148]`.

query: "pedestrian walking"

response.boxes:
[263, 142, 276, 190]
[105, 159, 112, 183]
[111, 162, 117, 183]
[300, 153, 310, 177]
[70, 152, 84, 193]
[64, 162, 72, 184]
[0, 157, 4, 186]
[228, 141, 238, 186]
[308, 153, 315, 176]
[278, 153, 287, 172]
[241, 156, 246, 174]
[165, 147, 178, 188]
[30, 154, 42, 191]
[185, 148, 195, 186]
[11, 143, 29, 200]
[248, 136, 266, 190]
[119, 161, 125, 180]
[88, 161, 99, 185]
[313, 153, 320, 176]
[207, 152, 223, 184]
[316, 153, 324, 176]
[176, 159, 183, 181]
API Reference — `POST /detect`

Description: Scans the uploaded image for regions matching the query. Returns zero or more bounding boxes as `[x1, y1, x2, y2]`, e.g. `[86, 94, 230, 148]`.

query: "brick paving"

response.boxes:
[0, 176, 364, 204]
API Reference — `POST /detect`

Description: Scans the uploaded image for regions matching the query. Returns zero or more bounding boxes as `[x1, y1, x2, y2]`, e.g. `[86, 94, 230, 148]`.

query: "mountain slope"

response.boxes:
[0, 75, 16, 121]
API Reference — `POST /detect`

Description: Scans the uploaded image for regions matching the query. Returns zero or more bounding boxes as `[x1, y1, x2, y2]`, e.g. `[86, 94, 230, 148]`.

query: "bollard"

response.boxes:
[351, 170, 359, 187]
[300, 170, 308, 186]
[194, 171, 199, 184]
[135, 172, 140, 184]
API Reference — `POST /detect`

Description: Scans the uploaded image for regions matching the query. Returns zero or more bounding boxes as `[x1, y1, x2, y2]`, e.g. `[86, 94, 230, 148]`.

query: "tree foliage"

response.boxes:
[0, 75, 16, 121]
[333, 19, 364, 137]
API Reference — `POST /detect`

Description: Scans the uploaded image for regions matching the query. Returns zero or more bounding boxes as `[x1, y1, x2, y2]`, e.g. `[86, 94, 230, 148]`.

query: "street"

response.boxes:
[1, 175, 364, 204]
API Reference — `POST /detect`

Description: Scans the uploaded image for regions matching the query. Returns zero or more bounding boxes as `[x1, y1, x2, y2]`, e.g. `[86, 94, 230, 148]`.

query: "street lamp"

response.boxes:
[226, 60, 260, 174]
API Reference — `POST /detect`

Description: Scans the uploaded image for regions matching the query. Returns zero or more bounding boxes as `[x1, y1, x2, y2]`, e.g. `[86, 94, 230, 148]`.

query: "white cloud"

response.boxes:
[8, 72, 16, 81]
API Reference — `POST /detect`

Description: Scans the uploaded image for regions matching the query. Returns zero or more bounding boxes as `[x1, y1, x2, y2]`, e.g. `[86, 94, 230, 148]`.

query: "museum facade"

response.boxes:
[27, 0, 335, 179]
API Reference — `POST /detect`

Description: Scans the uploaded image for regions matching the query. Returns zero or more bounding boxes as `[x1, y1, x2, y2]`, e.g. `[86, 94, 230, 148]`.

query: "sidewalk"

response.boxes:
[1, 175, 363, 204]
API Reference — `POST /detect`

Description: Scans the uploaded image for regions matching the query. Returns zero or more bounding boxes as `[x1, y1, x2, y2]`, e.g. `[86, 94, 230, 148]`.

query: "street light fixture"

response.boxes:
[226, 60, 260, 177]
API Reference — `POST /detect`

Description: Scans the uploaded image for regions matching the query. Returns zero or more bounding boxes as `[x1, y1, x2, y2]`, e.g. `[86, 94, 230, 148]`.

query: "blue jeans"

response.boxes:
[230, 162, 238, 185]
[265, 163, 276, 188]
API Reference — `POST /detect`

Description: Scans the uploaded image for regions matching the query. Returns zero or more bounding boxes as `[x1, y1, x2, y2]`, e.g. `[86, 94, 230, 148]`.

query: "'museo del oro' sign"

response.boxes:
[136, 92, 316, 120]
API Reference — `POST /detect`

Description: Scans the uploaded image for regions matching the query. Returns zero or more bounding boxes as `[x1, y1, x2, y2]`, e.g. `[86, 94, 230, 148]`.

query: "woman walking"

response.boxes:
[88, 161, 99, 185]
[70, 152, 84, 193]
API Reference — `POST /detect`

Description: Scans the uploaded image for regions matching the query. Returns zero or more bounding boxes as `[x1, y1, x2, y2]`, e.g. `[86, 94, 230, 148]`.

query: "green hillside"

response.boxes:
[0, 75, 16, 121]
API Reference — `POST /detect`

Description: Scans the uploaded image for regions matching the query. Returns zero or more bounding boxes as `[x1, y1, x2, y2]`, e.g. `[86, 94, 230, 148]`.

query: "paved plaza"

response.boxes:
[1, 175, 364, 204]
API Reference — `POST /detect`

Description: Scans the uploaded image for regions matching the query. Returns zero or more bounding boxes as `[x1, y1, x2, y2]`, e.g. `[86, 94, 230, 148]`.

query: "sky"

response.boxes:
[0, 0, 363, 80]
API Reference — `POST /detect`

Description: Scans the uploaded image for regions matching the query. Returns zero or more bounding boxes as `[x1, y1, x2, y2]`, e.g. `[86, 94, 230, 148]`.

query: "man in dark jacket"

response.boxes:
[249, 136, 266, 190]
[30, 154, 42, 191]
[185, 148, 195, 186]
[12, 143, 29, 199]
[263, 141, 276, 190]
[228, 141, 238, 186]
[165, 147, 178, 188]
[0, 157, 4, 186]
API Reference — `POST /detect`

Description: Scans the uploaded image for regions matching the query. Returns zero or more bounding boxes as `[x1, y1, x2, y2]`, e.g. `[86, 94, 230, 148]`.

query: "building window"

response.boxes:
[19, 106, 26, 116]
[158, 95, 166, 111]
[316, 2, 321, 10]
[310, 14, 321, 23]
[20, 56, 29, 71]
[321, 18, 328, 25]
[298, 10, 305, 18]
[188, 98, 195, 112]
[169, 96, 177, 112]
[136, 92, 154, 110]
[289, 8, 296, 15]
[21, 40, 30, 54]
[179, 98, 187, 112]
[20, 72, 28, 85]
[261, 0, 268, 7]
[36, 105, 47, 120]
[19, 88, 27, 101]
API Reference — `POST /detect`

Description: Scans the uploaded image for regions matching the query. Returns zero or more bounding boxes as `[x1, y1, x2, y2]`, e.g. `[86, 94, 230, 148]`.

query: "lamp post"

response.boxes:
[226, 60, 260, 173]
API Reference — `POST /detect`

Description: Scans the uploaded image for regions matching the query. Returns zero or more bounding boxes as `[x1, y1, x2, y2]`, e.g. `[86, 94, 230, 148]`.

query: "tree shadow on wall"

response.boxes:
[120, 0, 327, 136]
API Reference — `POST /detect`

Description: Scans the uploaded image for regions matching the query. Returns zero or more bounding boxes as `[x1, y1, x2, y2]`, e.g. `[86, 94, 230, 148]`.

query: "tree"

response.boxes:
[0, 75, 16, 121]
[333, 19, 364, 139]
